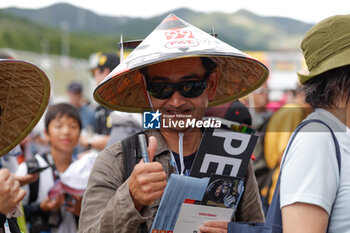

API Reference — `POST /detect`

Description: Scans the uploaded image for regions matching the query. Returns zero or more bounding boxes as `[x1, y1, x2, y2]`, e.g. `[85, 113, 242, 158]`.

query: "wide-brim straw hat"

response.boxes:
[0, 60, 50, 157]
[94, 14, 269, 113]
[298, 14, 350, 84]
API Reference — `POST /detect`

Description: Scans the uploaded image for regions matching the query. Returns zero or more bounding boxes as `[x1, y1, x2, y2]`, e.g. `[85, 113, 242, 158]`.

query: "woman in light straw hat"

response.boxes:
[80, 14, 269, 233]
[279, 15, 350, 232]
[0, 59, 50, 233]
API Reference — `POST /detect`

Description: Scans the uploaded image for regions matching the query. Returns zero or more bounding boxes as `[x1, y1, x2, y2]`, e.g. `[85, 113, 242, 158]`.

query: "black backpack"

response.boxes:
[26, 153, 52, 204]
[121, 133, 143, 180]
[0, 214, 21, 233]
[25, 154, 60, 233]
[121, 132, 149, 233]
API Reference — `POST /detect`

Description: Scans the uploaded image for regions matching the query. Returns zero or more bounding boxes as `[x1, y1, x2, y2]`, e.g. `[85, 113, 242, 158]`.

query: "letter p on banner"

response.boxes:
[212, 129, 251, 155]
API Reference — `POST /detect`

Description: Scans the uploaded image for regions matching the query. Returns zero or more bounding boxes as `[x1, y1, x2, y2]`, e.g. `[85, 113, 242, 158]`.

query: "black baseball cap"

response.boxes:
[90, 52, 120, 72]
[205, 100, 252, 126]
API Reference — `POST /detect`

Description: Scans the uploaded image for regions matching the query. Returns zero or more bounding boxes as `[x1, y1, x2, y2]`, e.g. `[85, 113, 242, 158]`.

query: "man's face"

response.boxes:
[146, 57, 218, 131]
[67, 91, 82, 108]
[92, 68, 110, 86]
[253, 85, 269, 109]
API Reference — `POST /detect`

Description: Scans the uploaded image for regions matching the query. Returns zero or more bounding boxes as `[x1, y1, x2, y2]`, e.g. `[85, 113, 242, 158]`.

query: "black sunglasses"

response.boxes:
[147, 79, 208, 99]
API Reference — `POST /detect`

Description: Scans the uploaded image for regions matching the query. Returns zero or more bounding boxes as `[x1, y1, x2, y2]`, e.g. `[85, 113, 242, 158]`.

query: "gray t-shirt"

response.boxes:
[280, 109, 350, 232]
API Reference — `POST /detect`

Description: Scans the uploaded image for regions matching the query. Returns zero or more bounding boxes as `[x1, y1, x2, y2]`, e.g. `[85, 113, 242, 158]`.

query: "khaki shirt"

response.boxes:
[79, 130, 264, 233]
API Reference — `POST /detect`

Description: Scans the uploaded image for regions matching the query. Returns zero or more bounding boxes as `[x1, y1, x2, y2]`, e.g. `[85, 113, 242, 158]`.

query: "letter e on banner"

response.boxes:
[200, 154, 242, 176]
[212, 129, 251, 155]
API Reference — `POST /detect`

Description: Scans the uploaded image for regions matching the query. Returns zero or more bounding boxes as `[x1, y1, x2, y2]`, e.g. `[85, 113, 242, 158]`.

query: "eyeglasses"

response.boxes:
[146, 79, 208, 99]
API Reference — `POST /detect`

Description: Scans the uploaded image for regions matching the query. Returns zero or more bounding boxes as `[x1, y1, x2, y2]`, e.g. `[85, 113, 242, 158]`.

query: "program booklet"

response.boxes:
[150, 128, 258, 233]
[150, 174, 209, 232]
[173, 200, 234, 233]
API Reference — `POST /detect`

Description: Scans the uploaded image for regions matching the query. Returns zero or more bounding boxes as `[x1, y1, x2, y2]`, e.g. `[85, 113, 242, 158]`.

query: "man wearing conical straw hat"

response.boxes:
[0, 58, 50, 233]
[79, 14, 269, 233]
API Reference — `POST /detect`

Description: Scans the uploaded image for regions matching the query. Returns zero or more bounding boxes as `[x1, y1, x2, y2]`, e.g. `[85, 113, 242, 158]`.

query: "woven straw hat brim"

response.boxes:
[0, 60, 50, 157]
[94, 54, 268, 113]
[94, 14, 269, 113]
[298, 45, 350, 84]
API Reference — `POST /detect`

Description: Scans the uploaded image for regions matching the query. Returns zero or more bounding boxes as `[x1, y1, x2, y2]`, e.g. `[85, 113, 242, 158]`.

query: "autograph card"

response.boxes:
[173, 201, 234, 233]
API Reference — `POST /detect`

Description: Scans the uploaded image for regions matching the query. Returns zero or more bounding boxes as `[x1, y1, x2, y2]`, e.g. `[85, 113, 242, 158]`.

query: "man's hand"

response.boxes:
[129, 136, 167, 212]
[40, 194, 64, 211]
[0, 168, 26, 214]
[65, 194, 83, 216]
[199, 221, 228, 233]
[16, 173, 39, 186]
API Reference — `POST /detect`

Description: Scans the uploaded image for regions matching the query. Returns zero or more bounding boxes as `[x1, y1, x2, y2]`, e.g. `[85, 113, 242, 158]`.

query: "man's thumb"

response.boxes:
[147, 136, 157, 162]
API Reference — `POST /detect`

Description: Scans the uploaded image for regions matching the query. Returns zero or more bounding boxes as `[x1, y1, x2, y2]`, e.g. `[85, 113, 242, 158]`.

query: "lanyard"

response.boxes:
[4, 220, 10, 233]
[169, 151, 192, 176]
[169, 151, 180, 175]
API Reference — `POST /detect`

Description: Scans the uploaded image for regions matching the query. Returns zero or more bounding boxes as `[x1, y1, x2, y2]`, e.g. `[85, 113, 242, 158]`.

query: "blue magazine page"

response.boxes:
[150, 174, 209, 232]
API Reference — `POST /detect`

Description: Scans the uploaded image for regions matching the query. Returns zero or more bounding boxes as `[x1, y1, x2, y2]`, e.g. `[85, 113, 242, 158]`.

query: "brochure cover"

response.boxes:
[201, 174, 245, 210]
[190, 128, 258, 178]
[173, 201, 234, 233]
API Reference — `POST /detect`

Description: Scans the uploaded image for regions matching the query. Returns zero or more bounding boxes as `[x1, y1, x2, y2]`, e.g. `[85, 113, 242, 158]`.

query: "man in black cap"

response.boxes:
[80, 53, 120, 150]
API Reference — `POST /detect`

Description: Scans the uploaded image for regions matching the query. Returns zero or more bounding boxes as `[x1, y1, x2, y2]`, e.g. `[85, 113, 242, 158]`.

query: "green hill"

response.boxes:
[0, 3, 314, 58]
[0, 11, 122, 58]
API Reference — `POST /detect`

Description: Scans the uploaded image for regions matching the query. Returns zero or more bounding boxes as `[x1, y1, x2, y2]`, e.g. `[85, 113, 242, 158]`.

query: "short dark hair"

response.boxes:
[45, 103, 82, 132]
[303, 65, 350, 108]
[200, 57, 217, 75]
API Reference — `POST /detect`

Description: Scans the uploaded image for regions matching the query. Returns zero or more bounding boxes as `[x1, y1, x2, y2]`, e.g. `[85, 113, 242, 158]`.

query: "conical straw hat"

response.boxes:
[94, 14, 269, 113]
[0, 60, 50, 157]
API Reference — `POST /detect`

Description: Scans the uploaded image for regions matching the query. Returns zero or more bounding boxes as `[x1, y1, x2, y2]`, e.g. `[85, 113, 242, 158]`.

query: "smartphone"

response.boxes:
[28, 165, 51, 174]
[64, 193, 76, 206]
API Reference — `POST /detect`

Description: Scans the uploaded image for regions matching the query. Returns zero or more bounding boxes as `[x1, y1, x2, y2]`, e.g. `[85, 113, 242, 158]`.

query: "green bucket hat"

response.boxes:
[298, 14, 350, 84]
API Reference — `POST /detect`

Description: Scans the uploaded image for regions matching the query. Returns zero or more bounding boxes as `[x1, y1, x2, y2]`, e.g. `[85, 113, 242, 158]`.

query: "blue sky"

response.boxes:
[0, 0, 349, 23]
